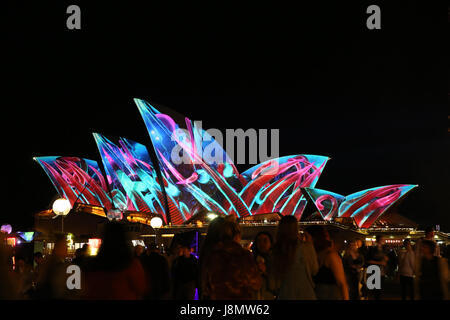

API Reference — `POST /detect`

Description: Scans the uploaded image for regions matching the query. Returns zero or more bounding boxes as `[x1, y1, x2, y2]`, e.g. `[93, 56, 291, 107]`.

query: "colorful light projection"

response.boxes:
[34, 98, 418, 228]
[303, 184, 417, 228]
[17, 232, 35, 242]
[93, 134, 168, 221]
[301, 188, 346, 221]
[106, 208, 124, 221]
[136, 98, 251, 219]
[135, 98, 328, 221]
[240, 155, 329, 219]
[34, 157, 113, 210]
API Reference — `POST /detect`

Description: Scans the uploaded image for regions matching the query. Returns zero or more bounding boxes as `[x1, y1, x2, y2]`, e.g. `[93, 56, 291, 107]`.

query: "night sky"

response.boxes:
[4, 2, 449, 231]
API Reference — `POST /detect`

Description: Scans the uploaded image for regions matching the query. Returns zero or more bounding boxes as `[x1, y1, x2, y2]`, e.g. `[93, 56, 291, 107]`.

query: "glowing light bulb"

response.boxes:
[150, 217, 163, 228]
[207, 213, 218, 221]
[52, 198, 71, 216]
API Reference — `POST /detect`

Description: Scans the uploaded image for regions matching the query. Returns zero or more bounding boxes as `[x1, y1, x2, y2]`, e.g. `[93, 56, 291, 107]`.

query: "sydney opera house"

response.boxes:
[32, 99, 449, 251]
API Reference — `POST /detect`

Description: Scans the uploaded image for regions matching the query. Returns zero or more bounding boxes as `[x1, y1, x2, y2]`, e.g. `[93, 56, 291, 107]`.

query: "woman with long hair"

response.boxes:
[306, 225, 349, 300]
[251, 231, 274, 300]
[198, 216, 226, 299]
[343, 240, 364, 300]
[268, 216, 318, 300]
[251, 231, 273, 261]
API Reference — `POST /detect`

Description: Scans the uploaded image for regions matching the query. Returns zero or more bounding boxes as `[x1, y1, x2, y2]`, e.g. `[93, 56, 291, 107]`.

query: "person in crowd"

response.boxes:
[0, 235, 19, 299]
[203, 217, 262, 299]
[13, 256, 34, 299]
[134, 244, 145, 258]
[34, 234, 73, 299]
[251, 231, 273, 263]
[415, 227, 441, 258]
[398, 239, 415, 300]
[366, 235, 388, 300]
[33, 252, 45, 276]
[386, 246, 398, 279]
[31, 252, 45, 296]
[71, 245, 89, 271]
[140, 243, 170, 300]
[329, 230, 345, 256]
[198, 216, 227, 299]
[306, 225, 349, 300]
[357, 239, 368, 257]
[357, 238, 370, 299]
[166, 242, 179, 278]
[414, 240, 449, 300]
[268, 216, 318, 300]
[442, 244, 450, 260]
[343, 240, 364, 300]
[251, 231, 274, 300]
[83, 222, 148, 299]
[172, 240, 198, 300]
[73, 248, 83, 262]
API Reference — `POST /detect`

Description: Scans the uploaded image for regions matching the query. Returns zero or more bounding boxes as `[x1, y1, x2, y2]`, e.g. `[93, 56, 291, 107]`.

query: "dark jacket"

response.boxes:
[204, 241, 262, 300]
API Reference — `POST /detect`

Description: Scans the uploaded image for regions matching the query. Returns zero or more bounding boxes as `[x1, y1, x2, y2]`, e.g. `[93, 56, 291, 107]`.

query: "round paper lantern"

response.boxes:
[52, 198, 71, 216]
[150, 217, 163, 229]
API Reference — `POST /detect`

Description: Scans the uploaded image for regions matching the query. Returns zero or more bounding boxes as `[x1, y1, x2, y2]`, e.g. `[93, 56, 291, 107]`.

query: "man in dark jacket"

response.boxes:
[140, 243, 170, 300]
[171, 241, 198, 300]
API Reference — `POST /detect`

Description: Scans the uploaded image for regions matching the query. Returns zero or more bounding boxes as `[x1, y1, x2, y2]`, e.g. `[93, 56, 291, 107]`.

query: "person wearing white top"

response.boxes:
[398, 239, 415, 300]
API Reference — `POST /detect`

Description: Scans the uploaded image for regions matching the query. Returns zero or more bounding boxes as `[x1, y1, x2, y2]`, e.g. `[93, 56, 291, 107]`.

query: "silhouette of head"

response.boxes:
[252, 232, 273, 255]
[425, 226, 434, 239]
[94, 222, 133, 271]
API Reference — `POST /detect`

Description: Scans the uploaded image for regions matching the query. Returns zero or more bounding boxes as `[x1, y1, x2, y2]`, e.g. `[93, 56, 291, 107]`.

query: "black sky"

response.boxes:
[3, 1, 449, 231]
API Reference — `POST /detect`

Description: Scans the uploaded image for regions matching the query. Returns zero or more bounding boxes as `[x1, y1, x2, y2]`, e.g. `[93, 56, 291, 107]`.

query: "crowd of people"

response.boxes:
[0, 218, 449, 300]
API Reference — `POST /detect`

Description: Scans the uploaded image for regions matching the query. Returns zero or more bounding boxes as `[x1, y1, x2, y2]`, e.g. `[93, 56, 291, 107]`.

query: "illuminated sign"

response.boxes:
[6, 237, 16, 247]
[384, 239, 402, 244]
[88, 238, 102, 256]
